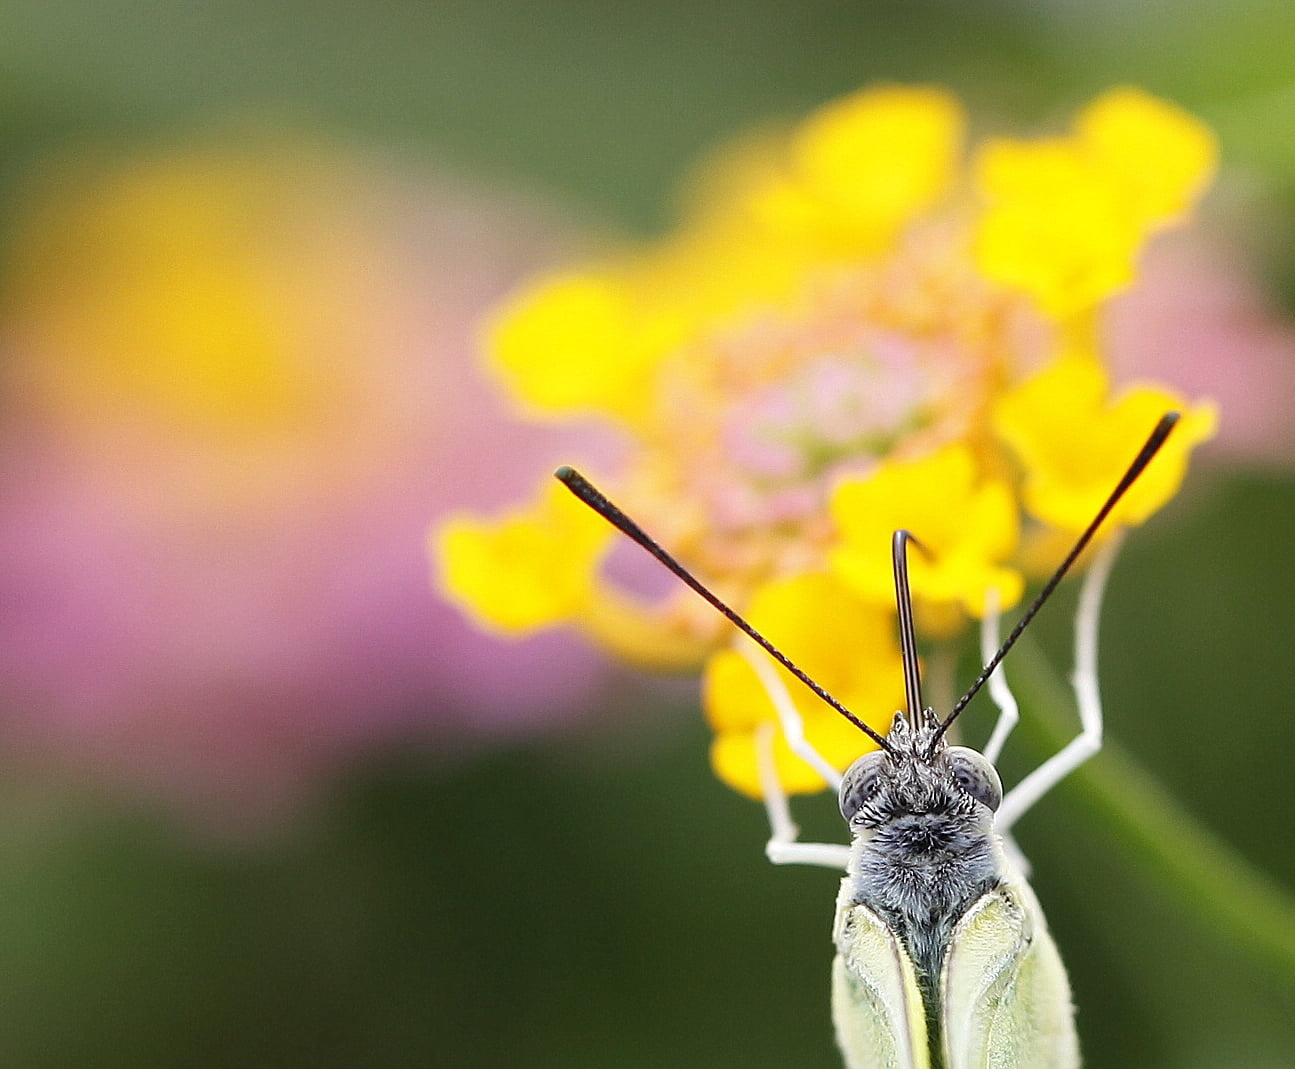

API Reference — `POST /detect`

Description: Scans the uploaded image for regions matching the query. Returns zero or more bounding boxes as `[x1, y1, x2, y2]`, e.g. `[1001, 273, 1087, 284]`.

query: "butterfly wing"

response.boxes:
[832, 888, 931, 1069]
[940, 874, 1079, 1069]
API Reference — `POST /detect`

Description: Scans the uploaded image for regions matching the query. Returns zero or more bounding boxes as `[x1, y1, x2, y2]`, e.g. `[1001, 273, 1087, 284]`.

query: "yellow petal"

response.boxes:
[994, 354, 1218, 532]
[711, 720, 853, 799]
[830, 443, 1024, 620]
[973, 138, 1142, 318]
[746, 85, 964, 258]
[1076, 86, 1218, 225]
[433, 478, 613, 634]
[484, 270, 669, 424]
[576, 587, 713, 671]
[701, 573, 903, 796]
[973, 91, 1216, 318]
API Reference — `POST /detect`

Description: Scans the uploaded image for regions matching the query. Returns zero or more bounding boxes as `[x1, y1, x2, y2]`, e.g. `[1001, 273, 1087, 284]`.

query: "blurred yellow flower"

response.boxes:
[0, 132, 629, 823]
[8, 146, 364, 443]
[433, 84, 1218, 799]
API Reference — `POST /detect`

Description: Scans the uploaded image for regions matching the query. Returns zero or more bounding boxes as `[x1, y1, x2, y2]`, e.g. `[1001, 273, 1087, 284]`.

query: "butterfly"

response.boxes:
[556, 411, 1179, 1069]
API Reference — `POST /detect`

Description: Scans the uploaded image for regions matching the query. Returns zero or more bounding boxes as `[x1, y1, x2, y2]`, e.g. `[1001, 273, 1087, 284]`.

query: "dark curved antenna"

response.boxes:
[931, 410, 1181, 749]
[555, 466, 893, 753]
[892, 530, 926, 723]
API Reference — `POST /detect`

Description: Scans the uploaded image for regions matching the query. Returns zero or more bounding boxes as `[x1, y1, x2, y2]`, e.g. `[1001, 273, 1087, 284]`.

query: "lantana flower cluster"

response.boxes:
[435, 86, 1217, 799]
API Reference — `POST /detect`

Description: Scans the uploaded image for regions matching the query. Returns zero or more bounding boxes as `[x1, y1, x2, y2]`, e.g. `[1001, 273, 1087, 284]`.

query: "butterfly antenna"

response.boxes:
[892, 530, 926, 722]
[932, 410, 1181, 748]
[555, 466, 893, 753]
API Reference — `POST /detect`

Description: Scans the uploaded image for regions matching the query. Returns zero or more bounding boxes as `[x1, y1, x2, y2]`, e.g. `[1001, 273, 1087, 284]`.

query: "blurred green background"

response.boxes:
[2, 1, 1295, 1066]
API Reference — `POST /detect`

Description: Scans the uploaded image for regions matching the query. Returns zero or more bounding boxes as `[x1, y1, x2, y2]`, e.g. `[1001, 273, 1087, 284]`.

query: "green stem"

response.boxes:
[1009, 638, 1295, 986]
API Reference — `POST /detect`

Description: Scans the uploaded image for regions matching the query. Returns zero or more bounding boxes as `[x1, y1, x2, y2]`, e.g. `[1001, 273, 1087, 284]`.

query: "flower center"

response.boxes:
[640, 219, 1051, 590]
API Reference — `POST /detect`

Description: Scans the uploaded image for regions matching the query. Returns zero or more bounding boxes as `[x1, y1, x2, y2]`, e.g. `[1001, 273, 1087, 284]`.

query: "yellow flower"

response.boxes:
[703, 573, 903, 797]
[434, 83, 1219, 800]
[994, 354, 1219, 533]
[829, 444, 1024, 623]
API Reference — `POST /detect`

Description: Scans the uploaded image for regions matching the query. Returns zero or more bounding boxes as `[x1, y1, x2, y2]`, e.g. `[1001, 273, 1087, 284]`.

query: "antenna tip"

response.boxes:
[1149, 411, 1181, 448]
[554, 465, 577, 484]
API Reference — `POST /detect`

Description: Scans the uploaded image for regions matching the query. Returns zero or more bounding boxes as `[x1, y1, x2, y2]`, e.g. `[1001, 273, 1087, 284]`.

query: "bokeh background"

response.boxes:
[3, 1, 1295, 1066]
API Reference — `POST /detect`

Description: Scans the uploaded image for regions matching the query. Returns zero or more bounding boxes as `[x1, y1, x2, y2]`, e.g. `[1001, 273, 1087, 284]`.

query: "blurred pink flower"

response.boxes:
[0, 136, 620, 832]
[1110, 226, 1295, 464]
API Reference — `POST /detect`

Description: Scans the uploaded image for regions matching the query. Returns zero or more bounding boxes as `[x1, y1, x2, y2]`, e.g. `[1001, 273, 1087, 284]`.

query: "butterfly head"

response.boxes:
[837, 709, 1002, 837]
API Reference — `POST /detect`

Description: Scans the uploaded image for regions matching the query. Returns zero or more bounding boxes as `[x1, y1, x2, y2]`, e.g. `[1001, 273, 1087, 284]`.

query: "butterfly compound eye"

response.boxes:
[944, 746, 1003, 811]
[838, 751, 887, 821]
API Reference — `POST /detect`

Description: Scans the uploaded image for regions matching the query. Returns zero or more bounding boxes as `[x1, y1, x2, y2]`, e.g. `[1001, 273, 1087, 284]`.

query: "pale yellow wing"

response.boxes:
[832, 887, 930, 1069]
[941, 875, 1079, 1069]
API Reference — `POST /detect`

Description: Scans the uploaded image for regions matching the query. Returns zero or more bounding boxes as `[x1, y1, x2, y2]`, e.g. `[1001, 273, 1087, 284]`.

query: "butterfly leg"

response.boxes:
[996, 531, 1124, 834]
[741, 641, 850, 871]
[979, 587, 1019, 766]
[739, 639, 844, 789]
[972, 588, 1033, 872]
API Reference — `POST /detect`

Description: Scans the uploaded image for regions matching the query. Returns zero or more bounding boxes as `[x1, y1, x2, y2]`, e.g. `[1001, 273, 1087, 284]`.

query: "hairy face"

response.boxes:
[838, 713, 1002, 836]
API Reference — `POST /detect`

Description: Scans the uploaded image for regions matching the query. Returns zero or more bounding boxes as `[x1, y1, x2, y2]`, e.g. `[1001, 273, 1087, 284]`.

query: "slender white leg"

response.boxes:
[978, 588, 1029, 872]
[997, 531, 1124, 834]
[979, 587, 1019, 765]
[741, 638, 849, 869]
[738, 640, 842, 789]
[757, 723, 851, 870]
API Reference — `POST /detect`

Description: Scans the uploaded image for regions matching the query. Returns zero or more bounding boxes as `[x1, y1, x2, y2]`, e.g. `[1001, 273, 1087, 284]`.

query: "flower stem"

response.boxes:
[1009, 637, 1295, 985]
